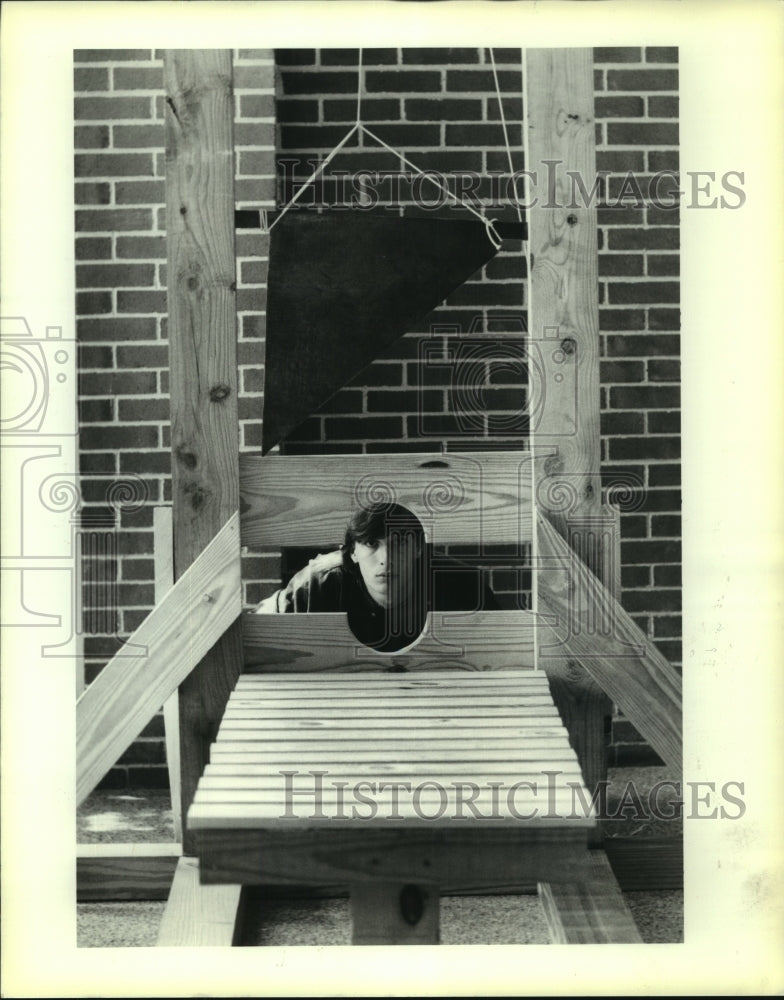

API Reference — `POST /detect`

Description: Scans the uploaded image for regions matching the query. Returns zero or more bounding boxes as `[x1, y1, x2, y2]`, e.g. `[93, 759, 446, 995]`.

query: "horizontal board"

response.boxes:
[195, 826, 592, 887]
[239, 451, 537, 548]
[218, 715, 564, 731]
[207, 747, 580, 764]
[202, 760, 585, 780]
[235, 669, 550, 688]
[242, 611, 538, 672]
[217, 728, 567, 744]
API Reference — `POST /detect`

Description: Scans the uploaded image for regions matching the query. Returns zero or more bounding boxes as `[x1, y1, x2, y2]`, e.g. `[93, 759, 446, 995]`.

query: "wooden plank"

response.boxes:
[154, 506, 182, 844]
[242, 609, 537, 672]
[526, 48, 602, 524]
[239, 450, 537, 548]
[536, 512, 682, 770]
[156, 856, 243, 947]
[538, 850, 642, 943]
[196, 826, 592, 888]
[234, 670, 551, 688]
[164, 49, 244, 855]
[77, 843, 181, 902]
[75, 514, 242, 806]
[350, 882, 439, 945]
[604, 836, 683, 891]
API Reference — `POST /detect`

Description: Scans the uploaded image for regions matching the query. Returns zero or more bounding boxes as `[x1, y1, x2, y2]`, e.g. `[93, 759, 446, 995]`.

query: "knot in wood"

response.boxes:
[560, 337, 576, 355]
[209, 383, 231, 403]
[399, 885, 426, 926]
[566, 214, 579, 227]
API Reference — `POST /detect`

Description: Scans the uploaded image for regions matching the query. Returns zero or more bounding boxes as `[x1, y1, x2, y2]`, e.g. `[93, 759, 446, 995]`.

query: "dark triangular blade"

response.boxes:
[261, 212, 499, 454]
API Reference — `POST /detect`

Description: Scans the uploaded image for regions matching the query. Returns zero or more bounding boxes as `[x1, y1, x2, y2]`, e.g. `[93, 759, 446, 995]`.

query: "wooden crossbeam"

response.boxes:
[156, 857, 243, 947]
[239, 451, 538, 548]
[242, 610, 537, 672]
[77, 843, 181, 902]
[75, 513, 242, 806]
[536, 512, 682, 770]
[538, 850, 643, 943]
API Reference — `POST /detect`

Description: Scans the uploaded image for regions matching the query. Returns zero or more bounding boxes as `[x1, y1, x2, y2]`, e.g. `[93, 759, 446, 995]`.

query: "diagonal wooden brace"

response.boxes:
[75, 513, 242, 806]
[536, 511, 682, 771]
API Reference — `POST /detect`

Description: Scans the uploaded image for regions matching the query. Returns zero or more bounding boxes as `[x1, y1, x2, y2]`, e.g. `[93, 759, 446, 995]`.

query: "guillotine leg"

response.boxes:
[350, 882, 440, 945]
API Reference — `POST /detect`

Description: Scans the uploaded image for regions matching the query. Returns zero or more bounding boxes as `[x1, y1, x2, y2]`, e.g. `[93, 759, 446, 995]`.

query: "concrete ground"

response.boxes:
[77, 767, 683, 948]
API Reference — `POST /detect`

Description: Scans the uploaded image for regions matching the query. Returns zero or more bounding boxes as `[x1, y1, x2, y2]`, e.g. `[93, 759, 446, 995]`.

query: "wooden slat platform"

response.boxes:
[189, 670, 598, 901]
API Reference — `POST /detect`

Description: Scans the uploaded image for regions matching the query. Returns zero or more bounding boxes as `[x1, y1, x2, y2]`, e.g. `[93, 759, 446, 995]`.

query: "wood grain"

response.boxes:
[536, 512, 682, 769]
[164, 49, 244, 853]
[538, 850, 642, 943]
[75, 514, 242, 806]
[76, 843, 181, 902]
[154, 506, 182, 844]
[350, 882, 439, 945]
[242, 609, 538, 672]
[526, 48, 602, 522]
[156, 856, 243, 947]
[239, 451, 538, 548]
[195, 826, 592, 889]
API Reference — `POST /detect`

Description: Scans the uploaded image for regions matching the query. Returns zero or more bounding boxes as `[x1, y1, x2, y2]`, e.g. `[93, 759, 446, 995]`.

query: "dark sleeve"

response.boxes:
[431, 561, 500, 612]
[254, 558, 346, 614]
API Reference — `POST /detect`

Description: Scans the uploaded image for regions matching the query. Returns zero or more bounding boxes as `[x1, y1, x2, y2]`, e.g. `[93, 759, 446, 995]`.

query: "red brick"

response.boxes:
[281, 70, 364, 95]
[607, 69, 678, 91]
[599, 254, 644, 276]
[446, 70, 520, 92]
[365, 389, 440, 413]
[114, 180, 165, 204]
[596, 150, 645, 172]
[608, 281, 679, 305]
[324, 416, 403, 439]
[648, 464, 680, 487]
[113, 66, 163, 89]
[77, 263, 155, 288]
[74, 66, 109, 91]
[648, 96, 679, 118]
[606, 333, 679, 357]
[76, 152, 155, 178]
[609, 437, 680, 461]
[647, 411, 681, 434]
[622, 565, 650, 588]
[116, 344, 169, 367]
[646, 47, 679, 64]
[654, 565, 681, 587]
[79, 452, 117, 475]
[79, 398, 114, 422]
[607, 123, 679, 145]
[648, 359, 680, 382]
[648, 151, 679, 172]
[76, 208, 153, 232]
[75, 182, 112, 206]
[117, 290, 167, 313]
[80, 425, 159, 449]
[117, 398, 170, 420]
[598, 308, 646, 331]
[446, 123, 521, 147]
[76, 237, 113, 262]
[79, 370, 157, 396]
[649, 307, 680, 330]
[119, 452, 172, 474]
[610, 384, 680, 409]
[600, 360, 645, 384]
[121, 559, 156, 581]
[77, 316, 157, 342]
[608, 228, 679, 252]
[75, 96, 153, 119]
[621, 539, 680, 564]
[595, 96, 644, 118]
[76, 291, 112, 314]
[487, 97, 523, 122]
[402, 48, 480, 65]
[652, 514, 681, 536]
[112, 124, 164, 148]
[238, 94, 276, 118]
[593, 47, 642, 63]
[324, 98, 401, 122]
[74, 124, 110, 149]
[75, 49, 154, 62]
[276, 98, 319, 123]
[367, 70, 442, 93]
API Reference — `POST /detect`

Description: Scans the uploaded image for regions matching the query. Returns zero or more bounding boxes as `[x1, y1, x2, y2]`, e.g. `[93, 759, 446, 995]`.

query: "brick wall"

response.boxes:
[74, 46, 680, 787]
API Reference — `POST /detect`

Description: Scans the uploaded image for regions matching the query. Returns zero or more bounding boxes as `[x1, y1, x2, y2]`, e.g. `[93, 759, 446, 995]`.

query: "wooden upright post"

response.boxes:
[526, 49, 612, 801]
[163, 49, 243, 855]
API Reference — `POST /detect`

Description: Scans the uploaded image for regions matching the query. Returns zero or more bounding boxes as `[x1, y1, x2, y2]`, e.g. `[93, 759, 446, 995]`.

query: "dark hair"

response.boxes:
[341, 502, 425, 567]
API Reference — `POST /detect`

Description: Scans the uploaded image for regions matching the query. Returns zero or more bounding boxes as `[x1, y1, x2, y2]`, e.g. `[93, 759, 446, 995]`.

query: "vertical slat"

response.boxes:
[526, 49, 611, 811]
[163, 49, 243, 855]
[154, 506, 181, 844]
[526, 48, 602, 526]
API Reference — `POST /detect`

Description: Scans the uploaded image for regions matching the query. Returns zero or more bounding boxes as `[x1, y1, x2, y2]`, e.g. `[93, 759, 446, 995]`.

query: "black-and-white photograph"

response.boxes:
[2, 2, 782, 997]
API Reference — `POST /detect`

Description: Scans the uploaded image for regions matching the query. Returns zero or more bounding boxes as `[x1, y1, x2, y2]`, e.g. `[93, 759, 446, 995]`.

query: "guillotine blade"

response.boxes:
[261, 212, 500, 454]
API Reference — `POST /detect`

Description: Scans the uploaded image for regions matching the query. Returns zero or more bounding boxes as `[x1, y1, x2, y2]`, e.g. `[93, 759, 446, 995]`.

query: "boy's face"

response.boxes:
[351, 529, 422, 609]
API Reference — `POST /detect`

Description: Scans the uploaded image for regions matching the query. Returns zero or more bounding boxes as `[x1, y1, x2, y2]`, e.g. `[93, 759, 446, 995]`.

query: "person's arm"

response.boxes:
[253, 552, 345, 614]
